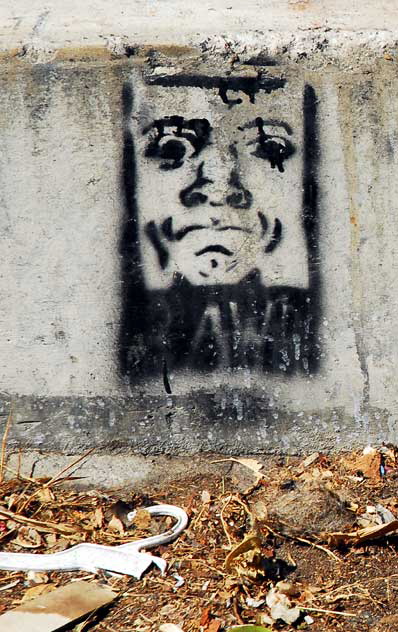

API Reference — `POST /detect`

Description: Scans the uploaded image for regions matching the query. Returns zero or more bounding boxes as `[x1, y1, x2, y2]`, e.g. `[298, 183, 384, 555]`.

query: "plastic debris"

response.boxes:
[245, 596, 265, 608]
[173, 573, 185, 590]
[0, 504, 188, 578]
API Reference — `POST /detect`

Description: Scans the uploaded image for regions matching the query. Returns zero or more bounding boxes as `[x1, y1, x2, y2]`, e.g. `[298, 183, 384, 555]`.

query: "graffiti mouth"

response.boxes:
[173, 224, 252, 241]
[216, 225, 252, 233]
[195, 245, 234, 257]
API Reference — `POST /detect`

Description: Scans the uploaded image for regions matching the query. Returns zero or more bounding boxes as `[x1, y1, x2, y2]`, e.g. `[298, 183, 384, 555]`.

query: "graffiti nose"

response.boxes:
[203, 162, 253, 209]
[179, 159, 253, 210]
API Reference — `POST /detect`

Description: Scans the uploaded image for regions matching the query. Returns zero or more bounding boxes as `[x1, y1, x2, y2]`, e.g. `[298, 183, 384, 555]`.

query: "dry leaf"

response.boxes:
[13, 526, 42, 549]
[225, 535, 266, 580]
[207, 621, 222, 632]
[232, 458, 263, 477]
[37, 487, 55, 503]
[275, 581, 301, 598]
[7, 582, 116, 632]
[44, 533, 58, 548]
[355, 451, 381, 479]
[20, 583, 56, 602]
[343, 448, 381, 480]
[7, 494, 18, 510]
[108, 515, 125, 535]
[201, 490, 211, 504]
[215, 458, 264, 494]
[0, 507, 81, 535]
[225, 535, 262, 571]
[214, 458, 263, 480]
[26, 571, 49, 585]
[49, 537, 70, 552]
[159, 625, 185, 632]
[326, 519, 398, 547]
[297, 452, 320, 473]
[200, 607, 211, 626]
[131, 509, 151, 530]
[92, 507, 104, 529]
[159, 604, 175, 617]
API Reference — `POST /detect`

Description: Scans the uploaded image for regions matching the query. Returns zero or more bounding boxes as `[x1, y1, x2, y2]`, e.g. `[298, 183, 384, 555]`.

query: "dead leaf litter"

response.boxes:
[0, 448, 396, 631]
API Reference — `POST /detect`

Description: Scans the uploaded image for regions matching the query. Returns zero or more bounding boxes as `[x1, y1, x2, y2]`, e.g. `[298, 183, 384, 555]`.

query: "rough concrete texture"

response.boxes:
[5, 451, 233, 490]
[1, 1, 398, 69]
[1, 3, 398, 459]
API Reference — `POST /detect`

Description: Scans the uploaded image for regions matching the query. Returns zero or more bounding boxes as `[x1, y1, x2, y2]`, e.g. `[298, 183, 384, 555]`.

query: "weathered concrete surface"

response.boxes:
[1, 1, 398, 69]
[1, 3, 398, 458]
[4, 451, 240, 490]
[1, 1, 398, 51]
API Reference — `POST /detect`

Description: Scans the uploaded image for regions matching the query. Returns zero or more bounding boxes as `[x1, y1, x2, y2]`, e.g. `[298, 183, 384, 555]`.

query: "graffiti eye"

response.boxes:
[252, 137, 295, 173]
[158, 138, 186, 166]
[145, 136, 194, 170]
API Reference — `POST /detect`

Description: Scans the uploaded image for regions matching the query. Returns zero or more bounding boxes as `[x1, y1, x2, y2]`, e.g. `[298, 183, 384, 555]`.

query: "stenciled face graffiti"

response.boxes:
[119, 74, 319, 384]
[142, 115, 290, 285]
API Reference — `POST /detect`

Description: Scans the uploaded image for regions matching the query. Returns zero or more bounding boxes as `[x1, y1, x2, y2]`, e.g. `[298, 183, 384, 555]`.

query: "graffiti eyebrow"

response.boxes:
[143, 117, 208, 136]
[261, 119, 293, 134]
[239, 119, 293, 135]
[143, 117, 184, 136]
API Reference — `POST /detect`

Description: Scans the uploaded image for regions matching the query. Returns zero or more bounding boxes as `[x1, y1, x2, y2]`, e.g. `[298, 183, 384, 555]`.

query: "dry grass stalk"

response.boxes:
[0, 406, 13, 484]
[0, 506, 85, 535]
[43, 448, 96, 488]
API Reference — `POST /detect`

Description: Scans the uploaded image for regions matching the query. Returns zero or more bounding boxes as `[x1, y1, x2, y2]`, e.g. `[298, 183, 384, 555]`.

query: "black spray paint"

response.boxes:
[119, 77, 320, 383]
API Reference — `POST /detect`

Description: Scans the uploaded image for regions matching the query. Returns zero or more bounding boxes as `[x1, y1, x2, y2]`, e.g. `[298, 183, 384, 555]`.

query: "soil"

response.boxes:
[0, 450, 397, 632]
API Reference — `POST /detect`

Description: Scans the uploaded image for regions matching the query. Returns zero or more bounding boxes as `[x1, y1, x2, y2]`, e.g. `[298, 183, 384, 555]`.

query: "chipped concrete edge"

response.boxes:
[0, 29, 398, 70]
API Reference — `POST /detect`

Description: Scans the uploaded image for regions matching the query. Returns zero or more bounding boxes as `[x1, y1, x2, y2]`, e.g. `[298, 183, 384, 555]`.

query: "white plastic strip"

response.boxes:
[0, 504, 188, 577]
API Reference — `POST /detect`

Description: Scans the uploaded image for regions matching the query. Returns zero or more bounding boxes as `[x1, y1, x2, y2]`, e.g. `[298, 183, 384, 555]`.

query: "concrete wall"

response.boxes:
[1, 2, 398, 454]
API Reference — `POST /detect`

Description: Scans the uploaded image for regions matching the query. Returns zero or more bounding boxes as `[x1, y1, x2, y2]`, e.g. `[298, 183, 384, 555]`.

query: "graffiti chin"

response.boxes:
[119, 75, 320, 381]
[163, 218, 282, 285]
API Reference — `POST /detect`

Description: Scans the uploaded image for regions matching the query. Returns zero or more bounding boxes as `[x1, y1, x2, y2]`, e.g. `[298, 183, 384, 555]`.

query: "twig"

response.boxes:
[189, 559, 227, 576]
[294, 535, 342, 563]
[266, 521, 341, 562]
[16, 448, 22, 479]
[300, 606, 357, 618]
[0, 580, 20, 592]
[232, 596, 245, 624]
[190, 505, 206, 529]
[0, 405, 13, 483]
[44, 447, 96, 487]
[220, 495, 232, 549]
[2, 464, 49, 485]
[0, 505, 84, 534]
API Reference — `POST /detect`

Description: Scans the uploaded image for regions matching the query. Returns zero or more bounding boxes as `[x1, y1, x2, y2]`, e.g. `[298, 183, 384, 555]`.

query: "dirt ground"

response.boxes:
[0, 448, 397, 632]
